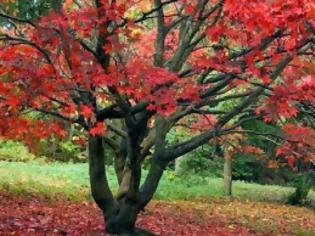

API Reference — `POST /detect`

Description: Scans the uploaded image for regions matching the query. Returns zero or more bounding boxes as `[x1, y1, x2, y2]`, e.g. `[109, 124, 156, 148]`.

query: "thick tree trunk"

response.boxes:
[224, 156, 232, 196]
[104, 199, 158, 235]
[105, 200, 138, 235]
[89, 136, 137, 235]
[89, 135, 158, 235]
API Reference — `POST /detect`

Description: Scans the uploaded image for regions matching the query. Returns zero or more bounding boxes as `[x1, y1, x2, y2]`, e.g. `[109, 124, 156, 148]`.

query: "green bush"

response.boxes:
[39, 138, 87, 163]
[177, 143, 273, 184]
[57, 141, 87, 162]
[0, 140, 35, 162]
[179, 145, 223, 178]
[287, 172, 314, 205]
[232, 153, 260, 182]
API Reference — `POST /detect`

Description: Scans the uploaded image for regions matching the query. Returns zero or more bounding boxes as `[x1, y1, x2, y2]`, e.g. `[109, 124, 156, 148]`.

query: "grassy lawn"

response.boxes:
[0, 161, 314, 205]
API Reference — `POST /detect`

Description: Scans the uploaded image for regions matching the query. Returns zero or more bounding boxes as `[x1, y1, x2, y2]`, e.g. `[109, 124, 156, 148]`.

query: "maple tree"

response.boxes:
[0, 0, 315, 235]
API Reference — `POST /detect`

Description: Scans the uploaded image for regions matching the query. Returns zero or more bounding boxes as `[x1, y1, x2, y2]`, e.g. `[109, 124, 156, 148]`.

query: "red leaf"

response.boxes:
[185, 4, 195, 14]
[80, 105, 94, 119]
[6, 96, 20, 108]
[89, 122, 106, 136]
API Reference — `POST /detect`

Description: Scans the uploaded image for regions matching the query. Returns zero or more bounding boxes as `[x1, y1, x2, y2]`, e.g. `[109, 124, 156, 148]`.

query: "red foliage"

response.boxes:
[1, 194, 315, 236]
[0, 0, 314, 191]
[0, 194, 249, 236]
[89, 122, 106, 136]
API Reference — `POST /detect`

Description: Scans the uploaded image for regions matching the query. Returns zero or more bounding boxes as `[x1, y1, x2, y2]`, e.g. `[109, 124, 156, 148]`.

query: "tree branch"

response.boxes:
[165, 53, 293, 160]
[0, 12, 36, 27]
[0, 34, 53, 64]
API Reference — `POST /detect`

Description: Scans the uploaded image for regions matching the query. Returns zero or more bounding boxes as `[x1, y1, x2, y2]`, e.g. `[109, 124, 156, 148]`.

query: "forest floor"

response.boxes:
[0, 192, 315, 236]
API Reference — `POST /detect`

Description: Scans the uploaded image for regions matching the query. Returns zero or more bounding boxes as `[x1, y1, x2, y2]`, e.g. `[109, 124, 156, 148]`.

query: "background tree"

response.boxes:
[0, 0, 314, 235]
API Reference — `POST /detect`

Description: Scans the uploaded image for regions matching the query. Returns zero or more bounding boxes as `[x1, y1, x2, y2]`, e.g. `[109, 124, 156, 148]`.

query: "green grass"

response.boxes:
[0, 161, 314, 204]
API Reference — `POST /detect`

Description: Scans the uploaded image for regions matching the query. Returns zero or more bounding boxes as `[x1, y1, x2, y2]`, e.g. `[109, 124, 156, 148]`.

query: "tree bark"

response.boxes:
[88, 135, 118, 219]
[105, 155, 163, 235]
[89, 135, 143, 235]
[138, 157, 167, 210]
[114, 154, 126, 183]
[224, 156, 232, 196]
[105, 199, 139, 235]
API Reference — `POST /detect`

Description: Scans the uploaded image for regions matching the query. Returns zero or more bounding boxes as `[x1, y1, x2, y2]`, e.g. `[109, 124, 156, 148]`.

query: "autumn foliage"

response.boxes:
[0, 0, 314, 234]
[1, 194, 315, 235]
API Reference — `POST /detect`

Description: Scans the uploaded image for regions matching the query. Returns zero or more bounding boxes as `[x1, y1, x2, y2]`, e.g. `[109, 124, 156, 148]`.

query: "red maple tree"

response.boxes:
[0, 0, 314, 234]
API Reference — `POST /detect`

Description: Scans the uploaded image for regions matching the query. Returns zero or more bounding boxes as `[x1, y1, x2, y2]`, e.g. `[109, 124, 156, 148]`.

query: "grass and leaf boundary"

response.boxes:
[0, 161, 314, 205]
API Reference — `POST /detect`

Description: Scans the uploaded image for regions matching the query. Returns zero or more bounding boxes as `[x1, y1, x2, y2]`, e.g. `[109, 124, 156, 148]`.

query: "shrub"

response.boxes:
[287, 172, 314, 205]
[179, 145, 223, 178]
[0, 140, 35, 162]
[39, 138, 87, 163]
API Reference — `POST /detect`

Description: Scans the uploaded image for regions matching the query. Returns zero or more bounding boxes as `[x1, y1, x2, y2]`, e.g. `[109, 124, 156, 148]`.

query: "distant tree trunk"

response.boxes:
[224, 156, 232, 196]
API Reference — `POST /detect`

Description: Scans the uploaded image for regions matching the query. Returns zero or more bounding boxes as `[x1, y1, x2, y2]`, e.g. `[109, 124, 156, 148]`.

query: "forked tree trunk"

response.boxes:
[88, 135, 159, 235]
[224, 156, 232, 196]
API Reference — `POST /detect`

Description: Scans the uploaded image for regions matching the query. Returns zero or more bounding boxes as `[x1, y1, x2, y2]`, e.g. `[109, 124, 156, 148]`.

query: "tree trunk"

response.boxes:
[103, 197, 158, 235]
[138, 156, 167, 209]
[105, 200, 138, 235]
[88, 135, 118, 229]
[224, 156, 232, 196]
[89, 135, 158, 235]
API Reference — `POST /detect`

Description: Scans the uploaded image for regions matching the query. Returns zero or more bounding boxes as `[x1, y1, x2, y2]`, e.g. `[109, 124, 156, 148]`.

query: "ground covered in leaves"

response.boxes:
[0, 193, 314, 236]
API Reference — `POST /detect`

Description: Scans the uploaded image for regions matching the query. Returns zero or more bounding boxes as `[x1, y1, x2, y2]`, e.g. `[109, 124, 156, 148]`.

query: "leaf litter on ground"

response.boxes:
[0, 193, 315, 235]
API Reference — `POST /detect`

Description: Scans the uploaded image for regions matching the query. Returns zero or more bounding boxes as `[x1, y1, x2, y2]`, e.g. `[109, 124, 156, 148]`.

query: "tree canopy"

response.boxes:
[0, 0, 314, 234]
